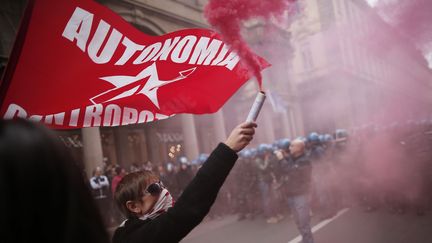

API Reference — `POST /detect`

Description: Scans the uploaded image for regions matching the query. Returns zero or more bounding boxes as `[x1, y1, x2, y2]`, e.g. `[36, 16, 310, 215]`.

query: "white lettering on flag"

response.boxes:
[2, 104, 172, 128]
[87, 20, 123, 64]
[62, 7, 241, 70]
[62, 7, 93, 52]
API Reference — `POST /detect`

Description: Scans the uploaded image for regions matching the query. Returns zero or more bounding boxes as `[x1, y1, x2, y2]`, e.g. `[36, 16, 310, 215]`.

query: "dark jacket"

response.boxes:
[279, 154, 312, 197]
[254, 156, 273, 184]
[112, 143, 238, 243]
[309, 145, 325, 163]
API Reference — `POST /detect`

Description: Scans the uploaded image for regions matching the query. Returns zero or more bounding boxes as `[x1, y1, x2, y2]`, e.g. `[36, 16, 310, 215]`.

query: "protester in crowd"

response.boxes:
[0, 119, 109, 243]
[143, 161, 153, 171]
[163, 162, 180, 200]
[91, 167, 110, 196]
[112, 167, 127, 195]
[90, 166, 111, 225]
[130, 163, 140, 173]
[255, 144, 279, 223]
[233, 151, 257, 220]
[111, 167, 128, 224]
[176, 156, 194, 197]
[112, 122, 257, 243]
[277, 139, 314, 243]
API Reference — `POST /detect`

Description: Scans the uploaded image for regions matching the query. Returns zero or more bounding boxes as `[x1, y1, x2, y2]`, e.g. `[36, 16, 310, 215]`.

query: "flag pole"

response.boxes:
[0, 0, 36, 107]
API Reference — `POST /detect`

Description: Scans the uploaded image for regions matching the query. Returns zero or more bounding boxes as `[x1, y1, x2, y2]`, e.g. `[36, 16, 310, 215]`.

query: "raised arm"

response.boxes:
[128, 122, 257, 242]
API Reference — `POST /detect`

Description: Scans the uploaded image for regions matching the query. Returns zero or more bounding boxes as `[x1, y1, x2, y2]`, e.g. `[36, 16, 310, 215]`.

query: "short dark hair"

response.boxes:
[115, 166, 123, 175]
[114, 170, 159, 218]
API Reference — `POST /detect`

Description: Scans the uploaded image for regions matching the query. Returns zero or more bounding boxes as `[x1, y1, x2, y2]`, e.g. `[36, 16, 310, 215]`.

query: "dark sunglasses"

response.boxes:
[144, 181, 165, 196]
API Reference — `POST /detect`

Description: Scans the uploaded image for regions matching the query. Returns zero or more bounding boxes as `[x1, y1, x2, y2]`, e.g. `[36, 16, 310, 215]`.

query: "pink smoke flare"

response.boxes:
[204, 0, 298, 90]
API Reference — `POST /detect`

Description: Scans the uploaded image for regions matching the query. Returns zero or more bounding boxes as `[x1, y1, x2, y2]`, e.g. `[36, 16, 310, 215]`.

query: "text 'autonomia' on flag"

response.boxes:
[0, 0, 268, 129]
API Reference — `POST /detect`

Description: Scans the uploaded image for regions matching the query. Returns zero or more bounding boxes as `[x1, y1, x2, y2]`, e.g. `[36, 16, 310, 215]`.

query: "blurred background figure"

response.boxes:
[90, 166, 111, 226]
[111, 166, 127, 224]
[112, 167, 127, 195]
[176, 156, 194, 198]
[278, 139, 314, 243]
[0, 119, 109, 243]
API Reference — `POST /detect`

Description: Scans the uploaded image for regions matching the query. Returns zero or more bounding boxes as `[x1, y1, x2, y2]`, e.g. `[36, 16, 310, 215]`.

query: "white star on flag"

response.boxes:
[90, 63, 196, 109]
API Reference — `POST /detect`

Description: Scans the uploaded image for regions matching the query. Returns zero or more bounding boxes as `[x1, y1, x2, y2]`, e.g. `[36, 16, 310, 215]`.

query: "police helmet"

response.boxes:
[278, 138, 291, 150]
[257, 143, 272, 155]
[307, 132, 320, 143]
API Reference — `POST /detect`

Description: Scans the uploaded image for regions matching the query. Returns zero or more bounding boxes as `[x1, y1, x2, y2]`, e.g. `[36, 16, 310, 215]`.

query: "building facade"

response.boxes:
[289, 0, 432, 134]
[0, 0, 303, 177]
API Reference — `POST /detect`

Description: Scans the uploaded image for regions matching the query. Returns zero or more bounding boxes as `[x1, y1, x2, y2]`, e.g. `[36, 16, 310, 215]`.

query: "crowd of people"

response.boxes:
[227, 121, 432, 224]
[1, 118, 256, 243]
[90, 119, 432, 233]
[230, 120, 432, 223]
[3, 118, 431, 243]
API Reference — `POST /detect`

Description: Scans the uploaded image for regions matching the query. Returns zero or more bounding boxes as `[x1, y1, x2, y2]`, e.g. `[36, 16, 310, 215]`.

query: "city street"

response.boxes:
[2, 0, 432, 242]
[182, 208, 432, 243]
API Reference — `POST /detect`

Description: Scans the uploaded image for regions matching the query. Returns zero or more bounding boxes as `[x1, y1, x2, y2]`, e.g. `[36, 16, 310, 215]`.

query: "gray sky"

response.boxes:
[365, 0, 432, 68]
[366, 0, 379, 7]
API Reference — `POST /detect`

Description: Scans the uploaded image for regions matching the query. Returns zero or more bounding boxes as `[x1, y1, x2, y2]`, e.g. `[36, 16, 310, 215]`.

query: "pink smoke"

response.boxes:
[376, 0, 432, 52]
[204, 0, 298, 90]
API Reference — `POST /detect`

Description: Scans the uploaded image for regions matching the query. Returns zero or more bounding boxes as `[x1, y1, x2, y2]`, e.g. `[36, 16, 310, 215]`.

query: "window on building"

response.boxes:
[317, 0, 335, 30]
[301, 45, 314, 71]
[131, 23, 159, 36]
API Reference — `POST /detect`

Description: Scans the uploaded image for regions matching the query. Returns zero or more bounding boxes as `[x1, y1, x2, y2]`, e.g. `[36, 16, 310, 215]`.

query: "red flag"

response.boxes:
[0, 0, 268, 129]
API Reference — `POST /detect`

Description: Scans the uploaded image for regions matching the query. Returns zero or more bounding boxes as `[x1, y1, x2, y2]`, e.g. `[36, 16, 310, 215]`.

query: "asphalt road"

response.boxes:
[181, 207, 432, 243]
